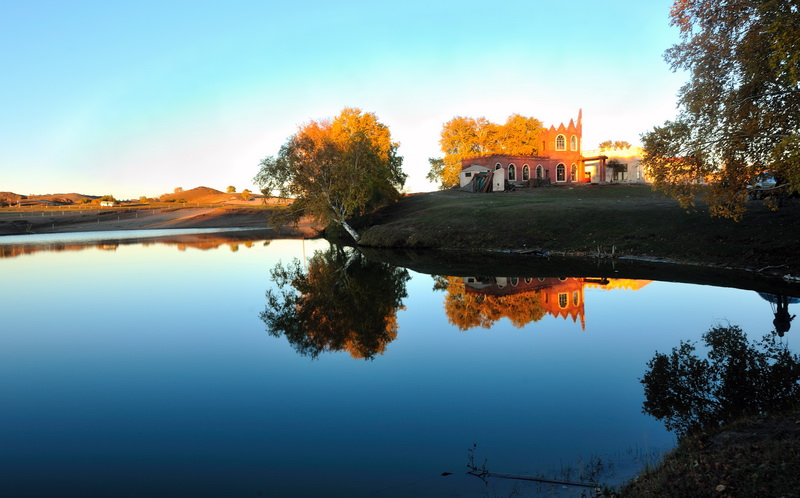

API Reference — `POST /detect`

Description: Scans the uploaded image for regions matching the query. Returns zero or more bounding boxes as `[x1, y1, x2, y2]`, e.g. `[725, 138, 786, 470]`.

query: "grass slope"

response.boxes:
[620, 408, 800, 497]
[360, 185, 800, 275]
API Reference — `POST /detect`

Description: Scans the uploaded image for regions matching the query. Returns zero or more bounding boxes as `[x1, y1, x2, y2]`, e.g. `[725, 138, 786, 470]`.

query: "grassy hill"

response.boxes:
[0, 192, 97, 206]
[359, 184, 800, 275]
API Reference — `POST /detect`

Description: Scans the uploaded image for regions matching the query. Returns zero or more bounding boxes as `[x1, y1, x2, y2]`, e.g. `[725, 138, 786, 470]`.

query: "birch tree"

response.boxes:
[254, 108, 406, 242]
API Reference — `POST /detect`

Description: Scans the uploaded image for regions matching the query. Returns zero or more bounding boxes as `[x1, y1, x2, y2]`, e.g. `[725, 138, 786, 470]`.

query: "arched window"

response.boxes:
[522, 164, 530, 181]
[558, 293, 568, 309]
[510, 278, 519, 286]
[508, 164, 516, 181]
[572, 291, 580, 306]
[556, 163, 566, 182]
[570, 135, 578, 151]
[495, 163, 502, 170]
[556, 134, 566, 151]
[535, 165, 543, 179]
[570, 163, 577, 182]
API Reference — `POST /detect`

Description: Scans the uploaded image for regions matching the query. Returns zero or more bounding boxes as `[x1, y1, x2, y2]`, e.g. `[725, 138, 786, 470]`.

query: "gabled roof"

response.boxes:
[462, 164, 492, 172]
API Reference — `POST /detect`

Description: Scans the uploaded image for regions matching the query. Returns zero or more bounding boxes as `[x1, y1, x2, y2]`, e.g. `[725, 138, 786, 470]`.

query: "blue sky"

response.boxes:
[1, 0, 686, 198]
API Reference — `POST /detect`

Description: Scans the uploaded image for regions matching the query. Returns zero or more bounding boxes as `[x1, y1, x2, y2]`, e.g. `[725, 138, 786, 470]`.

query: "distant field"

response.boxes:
[0, 186, 289, 210]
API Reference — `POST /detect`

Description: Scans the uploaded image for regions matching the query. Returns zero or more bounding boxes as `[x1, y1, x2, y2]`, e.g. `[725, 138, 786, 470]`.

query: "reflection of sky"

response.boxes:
[0, 237, 796, 496]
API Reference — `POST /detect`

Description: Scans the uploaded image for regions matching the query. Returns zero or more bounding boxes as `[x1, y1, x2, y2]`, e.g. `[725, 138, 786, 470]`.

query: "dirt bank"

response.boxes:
[620, 408, 800, 497]
[0, 207, 321, 237]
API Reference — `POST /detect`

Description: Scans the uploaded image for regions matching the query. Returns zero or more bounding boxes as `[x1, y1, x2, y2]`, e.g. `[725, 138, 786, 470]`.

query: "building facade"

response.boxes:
[460, 110, 592, 188]
[582, 146, 648, 183]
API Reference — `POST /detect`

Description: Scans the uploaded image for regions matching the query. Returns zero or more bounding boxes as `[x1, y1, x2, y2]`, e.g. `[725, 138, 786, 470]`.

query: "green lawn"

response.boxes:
[359, 184, 800, 274]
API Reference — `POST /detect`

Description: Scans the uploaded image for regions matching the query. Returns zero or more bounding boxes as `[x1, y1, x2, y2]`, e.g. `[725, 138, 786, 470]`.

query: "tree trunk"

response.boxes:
[340, 220, 361, 244]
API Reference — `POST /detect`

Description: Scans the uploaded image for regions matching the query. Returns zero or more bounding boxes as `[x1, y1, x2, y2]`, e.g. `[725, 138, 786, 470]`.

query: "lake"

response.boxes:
[1, 230, 797, 496]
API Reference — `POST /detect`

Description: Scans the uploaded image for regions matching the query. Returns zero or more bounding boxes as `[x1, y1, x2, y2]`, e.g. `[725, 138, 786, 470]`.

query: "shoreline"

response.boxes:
[0, 206, 320, 238]
[3, 195, 800, 285]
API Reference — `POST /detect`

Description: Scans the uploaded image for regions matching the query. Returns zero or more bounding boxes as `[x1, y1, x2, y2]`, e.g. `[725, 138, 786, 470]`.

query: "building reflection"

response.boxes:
[444, 276, 651, 331]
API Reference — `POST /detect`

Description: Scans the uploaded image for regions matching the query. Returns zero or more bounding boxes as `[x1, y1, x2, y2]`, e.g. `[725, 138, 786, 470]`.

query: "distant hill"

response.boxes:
[0, 192, 21, 204]
[1, 187, 265, 207]
[159, 186, 226, 203]
[159, 186, 263, 205]
[0, 192, 97, 206]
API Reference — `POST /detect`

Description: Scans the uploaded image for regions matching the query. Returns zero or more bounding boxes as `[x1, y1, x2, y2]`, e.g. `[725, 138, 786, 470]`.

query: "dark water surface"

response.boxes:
[1, 231, 797, 496]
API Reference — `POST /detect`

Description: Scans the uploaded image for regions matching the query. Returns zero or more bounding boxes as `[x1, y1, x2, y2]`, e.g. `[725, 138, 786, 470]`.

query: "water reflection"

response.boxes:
[437, 276, 651, 331]
[0, 228, 277, 258]
[3, 236, 799, 495]
[759, 293, 799, 337]
[260, 246, 410, 359]
[641, 325, 800, 437]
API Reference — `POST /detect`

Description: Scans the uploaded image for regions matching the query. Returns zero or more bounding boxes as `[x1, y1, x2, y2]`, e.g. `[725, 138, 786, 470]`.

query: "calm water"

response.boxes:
[1, 231, 797, 496]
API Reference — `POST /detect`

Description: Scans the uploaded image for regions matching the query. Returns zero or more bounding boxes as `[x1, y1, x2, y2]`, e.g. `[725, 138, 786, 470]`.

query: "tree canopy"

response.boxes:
[598, 140, 632, 151]
[428, 114, 543, 189]
[641, 0, 800, 219]
[253, 108, 406, 242]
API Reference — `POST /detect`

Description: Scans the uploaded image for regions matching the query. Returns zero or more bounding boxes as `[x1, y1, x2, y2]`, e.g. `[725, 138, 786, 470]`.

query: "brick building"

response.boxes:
[459, 110, 612, 188]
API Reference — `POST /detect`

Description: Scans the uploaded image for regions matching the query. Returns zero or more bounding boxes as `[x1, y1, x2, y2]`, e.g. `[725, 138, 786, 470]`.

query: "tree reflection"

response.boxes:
[641, 325, 800, 437]
[439, 276, 547, 330]
[260, 247, 409, 360]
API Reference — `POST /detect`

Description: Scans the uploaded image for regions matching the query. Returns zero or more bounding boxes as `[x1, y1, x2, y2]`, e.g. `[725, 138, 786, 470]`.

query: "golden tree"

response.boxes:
[254, 108, 406, 242]
[428, 114, 543, 189]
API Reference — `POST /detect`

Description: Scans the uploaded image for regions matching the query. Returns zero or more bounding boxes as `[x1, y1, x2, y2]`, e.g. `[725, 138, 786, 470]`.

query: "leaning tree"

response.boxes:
[254, 107, 406, 242]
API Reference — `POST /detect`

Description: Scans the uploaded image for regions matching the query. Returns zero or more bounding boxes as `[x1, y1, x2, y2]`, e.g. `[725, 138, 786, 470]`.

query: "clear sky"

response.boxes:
[1, 0, 686, 198]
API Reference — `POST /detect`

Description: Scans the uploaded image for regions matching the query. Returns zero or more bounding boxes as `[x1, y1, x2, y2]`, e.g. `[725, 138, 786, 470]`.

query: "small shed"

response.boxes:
[493, 171, 505, 192]
[459, 165, 491, 187]
[100, 200, 115, 207]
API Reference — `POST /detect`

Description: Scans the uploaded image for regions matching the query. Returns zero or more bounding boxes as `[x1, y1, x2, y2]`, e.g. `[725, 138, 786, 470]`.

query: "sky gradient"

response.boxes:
[1, 0, 686, 198]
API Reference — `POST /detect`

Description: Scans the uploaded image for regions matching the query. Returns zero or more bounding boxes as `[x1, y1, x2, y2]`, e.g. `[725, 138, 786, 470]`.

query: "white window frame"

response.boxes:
[556, 134, 566, 151]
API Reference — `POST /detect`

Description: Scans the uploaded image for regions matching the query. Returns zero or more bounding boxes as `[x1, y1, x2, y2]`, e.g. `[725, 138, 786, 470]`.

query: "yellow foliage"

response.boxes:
[443, 276, 546, 331]
[433, 114, 543, 188]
